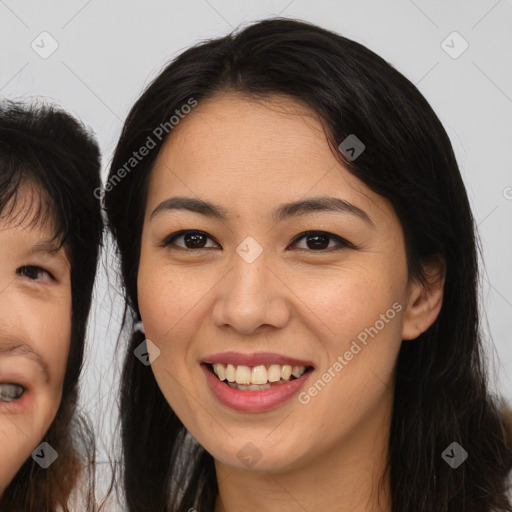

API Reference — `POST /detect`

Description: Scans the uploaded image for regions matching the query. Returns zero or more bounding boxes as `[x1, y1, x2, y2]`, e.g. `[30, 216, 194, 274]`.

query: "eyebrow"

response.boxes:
[29, 239, 68, 265]
[0, 342, 50, 383]
[31, 239, 62, 255]
[150, 196, 375, 229]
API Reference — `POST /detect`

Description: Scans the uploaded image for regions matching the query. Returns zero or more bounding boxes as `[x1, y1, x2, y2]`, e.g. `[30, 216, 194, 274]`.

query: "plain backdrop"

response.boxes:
[1, 0, 511, 489]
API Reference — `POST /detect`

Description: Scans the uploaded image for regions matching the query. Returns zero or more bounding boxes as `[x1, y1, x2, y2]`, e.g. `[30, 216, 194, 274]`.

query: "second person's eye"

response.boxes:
[16, 265, 54, 282]
[0, 383, 26, 402]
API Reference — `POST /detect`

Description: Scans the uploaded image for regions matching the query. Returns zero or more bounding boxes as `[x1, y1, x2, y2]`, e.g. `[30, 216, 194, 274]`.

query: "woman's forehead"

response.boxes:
[160, 93, 326, 153]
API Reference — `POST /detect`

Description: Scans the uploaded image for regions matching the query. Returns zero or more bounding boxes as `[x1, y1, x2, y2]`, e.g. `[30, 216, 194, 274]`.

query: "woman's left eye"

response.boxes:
[290, 231, 354, 251]
[16, 265, 54, 282]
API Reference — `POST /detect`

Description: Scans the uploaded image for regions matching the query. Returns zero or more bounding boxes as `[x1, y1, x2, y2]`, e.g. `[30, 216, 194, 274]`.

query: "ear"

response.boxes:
[402, 254, 446, 340]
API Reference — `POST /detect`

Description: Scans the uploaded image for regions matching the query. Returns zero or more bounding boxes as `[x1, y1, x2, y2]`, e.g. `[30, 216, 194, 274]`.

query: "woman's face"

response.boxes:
[138, 93, 427, 473]
[0, 191, 71, 493]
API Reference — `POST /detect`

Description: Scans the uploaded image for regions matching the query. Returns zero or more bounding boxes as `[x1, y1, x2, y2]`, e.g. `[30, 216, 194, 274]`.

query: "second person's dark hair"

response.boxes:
[0, 100, 104, 511]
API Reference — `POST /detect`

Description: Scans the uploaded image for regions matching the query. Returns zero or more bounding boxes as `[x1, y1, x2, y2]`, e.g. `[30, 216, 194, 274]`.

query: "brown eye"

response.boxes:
[290, 231, 354, 251]
[161, 230, 219, 250]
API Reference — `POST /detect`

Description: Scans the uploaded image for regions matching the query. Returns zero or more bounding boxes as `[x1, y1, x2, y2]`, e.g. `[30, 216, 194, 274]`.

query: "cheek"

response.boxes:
[137, 253, 213, 348]
[137, 259, 216, 425]
[0, 426, 34, 491]
[296, 266, 405, 415]
[298, 261, 405, 348]
[34, 299, 72, 384]
[25, 298, 72, 425]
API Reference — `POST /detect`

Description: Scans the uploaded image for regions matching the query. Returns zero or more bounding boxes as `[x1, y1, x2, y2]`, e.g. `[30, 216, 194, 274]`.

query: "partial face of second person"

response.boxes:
[138, 93, 443, 475]
[0, 188, 71, 494]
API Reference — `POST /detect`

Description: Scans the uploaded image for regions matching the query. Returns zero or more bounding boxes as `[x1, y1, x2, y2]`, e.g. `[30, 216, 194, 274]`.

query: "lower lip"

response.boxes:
[201, 364, 312, 412]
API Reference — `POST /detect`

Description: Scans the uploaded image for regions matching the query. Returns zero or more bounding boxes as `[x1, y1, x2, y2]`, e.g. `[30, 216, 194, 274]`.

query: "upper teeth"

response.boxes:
[212, 364, 306, 385]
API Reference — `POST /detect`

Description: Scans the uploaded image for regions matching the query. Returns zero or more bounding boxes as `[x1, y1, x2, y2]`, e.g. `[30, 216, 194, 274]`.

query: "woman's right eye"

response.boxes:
[161, 230, 220, 251]
[16, 265, 54, 281]
[0, 383, 25, 402]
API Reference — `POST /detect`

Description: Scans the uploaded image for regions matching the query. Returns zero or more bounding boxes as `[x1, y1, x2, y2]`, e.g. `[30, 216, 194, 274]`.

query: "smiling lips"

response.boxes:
[201, 352, 314, 410]
[203, 351, 313, 387]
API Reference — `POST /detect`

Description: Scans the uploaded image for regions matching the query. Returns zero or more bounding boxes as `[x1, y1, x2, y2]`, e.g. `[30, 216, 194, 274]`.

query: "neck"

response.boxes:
[213, 394, 393, 512]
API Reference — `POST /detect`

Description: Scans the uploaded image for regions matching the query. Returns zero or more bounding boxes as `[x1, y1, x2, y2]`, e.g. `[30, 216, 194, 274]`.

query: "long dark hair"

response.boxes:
[104, 17, 512, 511]
[0, 100, 104, 511]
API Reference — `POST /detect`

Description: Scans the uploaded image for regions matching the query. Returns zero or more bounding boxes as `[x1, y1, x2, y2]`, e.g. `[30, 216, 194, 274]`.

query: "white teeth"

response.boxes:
[251, 365, 268, 385]
[213, 363, 225, 380]
[210, 363, 307, 385]
[281, 365, 292, 380]
[292, 366, 305, 378]
[225, 364, 236, 382]
[235, 365, 252, 385]
[267, 364, 282, 382]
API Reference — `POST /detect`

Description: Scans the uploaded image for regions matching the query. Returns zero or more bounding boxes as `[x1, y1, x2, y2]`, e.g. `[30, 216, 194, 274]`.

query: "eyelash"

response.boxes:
[160, 230, 355, 253]
[16, 265, 54, 282]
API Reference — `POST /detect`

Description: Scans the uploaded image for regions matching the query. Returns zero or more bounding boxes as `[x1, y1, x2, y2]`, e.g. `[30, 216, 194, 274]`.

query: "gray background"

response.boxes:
[1, 0, 511, 494]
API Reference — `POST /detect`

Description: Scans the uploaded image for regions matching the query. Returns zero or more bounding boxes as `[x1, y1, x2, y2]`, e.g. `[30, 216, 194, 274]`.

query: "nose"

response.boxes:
[211, 249, 290, 335]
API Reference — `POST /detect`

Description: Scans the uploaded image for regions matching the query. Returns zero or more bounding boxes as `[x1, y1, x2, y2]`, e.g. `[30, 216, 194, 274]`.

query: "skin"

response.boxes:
[0, 189, 71, 495]
[138, 93, 446, 512]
